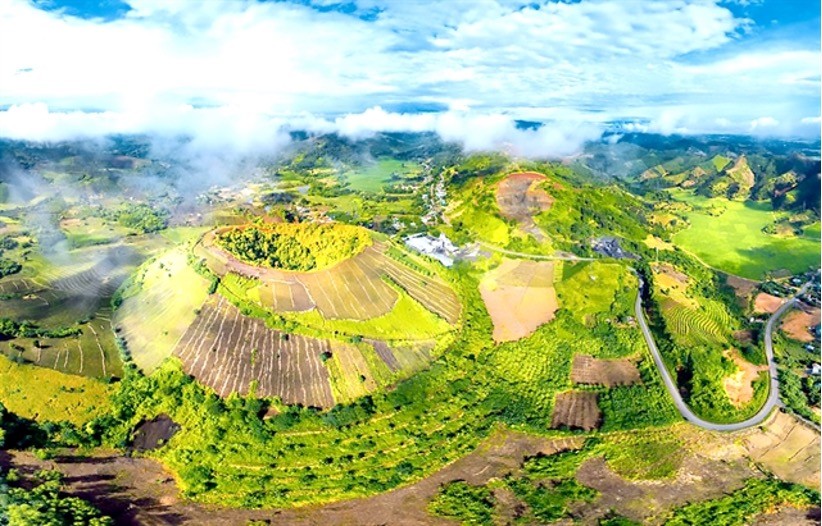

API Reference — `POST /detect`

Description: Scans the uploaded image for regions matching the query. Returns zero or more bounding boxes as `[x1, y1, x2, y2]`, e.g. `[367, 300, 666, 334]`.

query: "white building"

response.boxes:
[404, 233, 458, 267]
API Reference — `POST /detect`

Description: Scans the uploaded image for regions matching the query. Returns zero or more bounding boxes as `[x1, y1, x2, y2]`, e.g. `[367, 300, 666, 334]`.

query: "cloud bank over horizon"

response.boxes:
[0, 0, 819, 156]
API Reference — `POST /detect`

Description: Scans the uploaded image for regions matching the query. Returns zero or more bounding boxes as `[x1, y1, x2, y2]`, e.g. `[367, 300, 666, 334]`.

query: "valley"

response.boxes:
[0, 132, 819, 524]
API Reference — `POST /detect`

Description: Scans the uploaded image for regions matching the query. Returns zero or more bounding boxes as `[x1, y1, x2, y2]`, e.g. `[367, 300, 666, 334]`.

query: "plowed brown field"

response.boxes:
[570, 355, 641, 387]
[551, 390, 601, 431]
[174, 296, 335, 408]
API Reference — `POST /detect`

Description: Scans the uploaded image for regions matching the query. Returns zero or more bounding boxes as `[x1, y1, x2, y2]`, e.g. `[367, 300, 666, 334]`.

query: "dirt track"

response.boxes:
[1, 432, 583, 526]
[3, 416, 819, 525]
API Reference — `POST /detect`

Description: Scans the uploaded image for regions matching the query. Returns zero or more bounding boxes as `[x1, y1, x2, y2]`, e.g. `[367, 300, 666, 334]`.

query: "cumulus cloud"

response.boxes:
[0, 0, 818, 145]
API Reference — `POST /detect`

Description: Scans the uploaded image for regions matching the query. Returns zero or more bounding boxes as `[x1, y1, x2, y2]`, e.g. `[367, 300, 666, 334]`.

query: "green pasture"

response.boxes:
[342, 158, 422, 193]
[670, 190, 820, 279]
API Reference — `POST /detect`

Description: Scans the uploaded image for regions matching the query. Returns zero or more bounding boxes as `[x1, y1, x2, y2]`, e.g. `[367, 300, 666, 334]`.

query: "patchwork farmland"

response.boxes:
[479, 258, 559, 342]
[0, 244, 146, 379]
[0, 307, 122, 379]
[171, 295, 435, 407]
[198, 231, 461, 324]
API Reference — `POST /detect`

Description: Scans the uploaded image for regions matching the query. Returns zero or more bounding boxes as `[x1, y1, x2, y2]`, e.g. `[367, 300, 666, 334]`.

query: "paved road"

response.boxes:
[477, 242, 595, 262]
[635, 278, 812, 432]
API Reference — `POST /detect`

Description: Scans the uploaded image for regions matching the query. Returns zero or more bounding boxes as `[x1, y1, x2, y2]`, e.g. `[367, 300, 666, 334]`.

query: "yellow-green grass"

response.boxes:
[643, 235, 675, 251]
[803, 223, 821, 240]
[342, 158, 422, 193]
[307, 194, 419, 221]
[0, 353, 112, 425]
[601, 427, 685, 480]
[711, 154, 732, 171]
[670, 190, 820, 279]
[663, 300, 731, 347]
[114, 248, 210, 372]
[160, 225, 211, 244]
[325, 341, 384, 404]
[60, 216, 134, 248]
[449, 202, 511, 246]
[557, 261, 635, 324]
[281, 285, 452, 340]
[446, 179, 513, 246]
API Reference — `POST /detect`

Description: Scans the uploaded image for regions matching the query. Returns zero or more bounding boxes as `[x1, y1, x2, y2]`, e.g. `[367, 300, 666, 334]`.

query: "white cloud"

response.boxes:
[0, 103, 601, 158]
[750, 116, 779, 129]
[0, 0, 818, 144]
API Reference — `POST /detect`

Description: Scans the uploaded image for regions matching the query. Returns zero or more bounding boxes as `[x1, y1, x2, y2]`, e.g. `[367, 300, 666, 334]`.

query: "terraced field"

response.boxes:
[664, 299, 732, 347]
[198, 231, 460, 324]
[174, 295, 336, 407]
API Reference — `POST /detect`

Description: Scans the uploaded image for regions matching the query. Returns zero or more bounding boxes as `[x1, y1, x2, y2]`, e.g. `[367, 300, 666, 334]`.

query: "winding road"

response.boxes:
[635, 278, 813, 432]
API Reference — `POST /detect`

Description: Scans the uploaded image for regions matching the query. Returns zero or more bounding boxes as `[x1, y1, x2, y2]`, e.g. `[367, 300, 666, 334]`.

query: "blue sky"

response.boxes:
[0, 0, 819, 154]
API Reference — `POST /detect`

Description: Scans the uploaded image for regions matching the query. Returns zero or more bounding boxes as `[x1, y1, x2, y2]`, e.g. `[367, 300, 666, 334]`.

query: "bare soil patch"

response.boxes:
[734, 329, 754, 345]
[752, 506, 821, 525]
[754, 293, 785, 314]
[781, 305, 821, 342]
[3, 432, 585, 526]
[479, 258, 558, 342]
[575, 453, 755, 524]
[570, 355, 641, 387]
[131, 414, 180, 451]
[3, 416, 816, 525]
[741, 411, 821, 489]
[726, 274, 758, 301]
[551, 391, 601, 431]
[723, 349, 768, 407]
[495, 171, 554, 239]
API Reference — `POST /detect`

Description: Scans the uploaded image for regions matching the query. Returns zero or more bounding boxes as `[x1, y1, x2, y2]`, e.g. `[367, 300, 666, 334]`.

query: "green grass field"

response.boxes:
[670, 190, 820, 279]
[114, 247, 210, 372]
[60, 217, 135, 248]
[343, 158, 422, 193]
[557, 261, 636, 325]
[280, 282, 452, 340]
